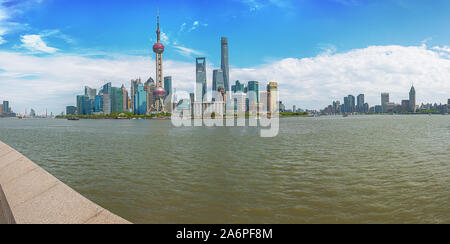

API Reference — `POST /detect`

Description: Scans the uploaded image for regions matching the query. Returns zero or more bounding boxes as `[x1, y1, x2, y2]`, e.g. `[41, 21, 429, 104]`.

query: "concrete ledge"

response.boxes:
[0, 140, 131, 224]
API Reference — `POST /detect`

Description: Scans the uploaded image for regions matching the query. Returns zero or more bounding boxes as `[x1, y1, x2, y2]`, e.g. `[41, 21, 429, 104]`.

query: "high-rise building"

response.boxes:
[121, 85, 128, 112]
[76, 95, 83, 115]
[343, 97, 349, 113]
[347, 95, 355, 113]
[2, 101, 9, 116]
[232, 92, 247, 114]
[196, 57, 207, 102]
[409, 85, 416, 113]
[333, 101, 341, 114]
[247, 81, 259, 104]
[401, 100, 410, 112]
[357, 94, 365, 113]
[212, 69, 224, 93]
[231, 80, 245, 93]
[102, 82, 112, 114]
[164, 76, 173, 112]
[111, 87, 124, 113]
[130, 78, 142, 113]
[103, 82, 112, 96]
[76, 95, 92, 115]
[85, 86, 96, 100]
[267, 82, 278, 114]
[221, 37, 230, 93]
[0, 104, 2, 117]
[82, 87, 96, 115]
[134, 84, 147, 115]
[94, 95, 104, 113]
[151, 10, 166, 113]
[146, 81, 156, 114]
[189, 92, 195, 115]
[363, 103, 369, 113]
[375, 105, 383, 113]
[278, 101, 286, 112]
[381, 93, 389, 113]
[164, 76, 172, 98]
[66, 106, 77, 116]
[103, 94, 111, 114]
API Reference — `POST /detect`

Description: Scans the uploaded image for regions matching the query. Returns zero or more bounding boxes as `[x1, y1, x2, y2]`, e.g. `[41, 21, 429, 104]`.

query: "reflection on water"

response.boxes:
[0, 115, 449, 223]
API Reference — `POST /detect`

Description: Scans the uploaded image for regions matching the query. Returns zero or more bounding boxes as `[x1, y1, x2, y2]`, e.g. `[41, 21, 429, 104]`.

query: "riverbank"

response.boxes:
[280, 112, 313, 117]
[0, 140, 131, 224]
[56, 112, 171, 120]
[57, 112, 311, 120]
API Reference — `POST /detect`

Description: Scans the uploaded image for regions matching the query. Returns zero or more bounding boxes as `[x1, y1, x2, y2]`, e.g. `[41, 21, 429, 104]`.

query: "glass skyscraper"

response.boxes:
[381, 93, 389, 113]
[247, 81, 260, 104]
[357, 94, 365, 112]
[130, 78, 142, 113]
[231, 80, 245, 93]
[196, 57, 207, 102]
[103, 82, 112, 96]
[94, 95, 104, 113]
[347, 95, 355, 113]
[111, 87, 124, 113]
[85, 86, 96, 100]
[103, 94, 111, 115]
[212, 69, 224, 92]
[2, 101, 9, 115]
[76, 95, 93, 115]
[134, 84, 147, 115]
[221, 37, 230, 93]
[164, 76, 172, 98]
[343, 96, 349, 113]
[409, 85, 416, 112]
[66, 106, 77, 116]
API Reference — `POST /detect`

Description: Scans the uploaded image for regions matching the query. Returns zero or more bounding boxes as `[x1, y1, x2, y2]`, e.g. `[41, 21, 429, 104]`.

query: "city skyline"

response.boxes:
[0, 0, 450, 114]
[319, 84, 450, 115]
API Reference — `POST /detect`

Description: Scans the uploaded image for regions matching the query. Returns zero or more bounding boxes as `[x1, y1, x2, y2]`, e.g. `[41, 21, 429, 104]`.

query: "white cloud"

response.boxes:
[231, 45, 450, 109]
[40, 29, 75, 44]
[0, 3, 10, 44]
[241, 0, 262, 11]
[0, 28, 6, 44]
[0, 0, 43, 45]
[172, 45, 204, 58]
[179, 22, 187, 33]
[160, 31, 169, 44]
[0, 6, 8, 21]
[432, 46, 450, 53]
[0, 44, 449, 114]
[184, 20, 208, 32]
[238, 0, 294, 12]
[20, 34, 59, 53]
[189, 21, 199, 32]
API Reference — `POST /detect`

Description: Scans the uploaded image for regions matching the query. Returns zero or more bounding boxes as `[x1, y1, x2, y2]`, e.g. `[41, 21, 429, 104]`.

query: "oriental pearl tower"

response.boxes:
[152, 9, 166, 113]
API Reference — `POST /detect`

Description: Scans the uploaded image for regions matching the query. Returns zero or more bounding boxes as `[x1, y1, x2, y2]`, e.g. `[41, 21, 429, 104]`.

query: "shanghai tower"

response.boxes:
[221, 37, 230, 93]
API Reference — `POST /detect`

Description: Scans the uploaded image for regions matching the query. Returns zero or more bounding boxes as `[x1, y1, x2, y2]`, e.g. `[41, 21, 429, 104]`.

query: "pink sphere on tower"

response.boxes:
[153, 42, 165, 54]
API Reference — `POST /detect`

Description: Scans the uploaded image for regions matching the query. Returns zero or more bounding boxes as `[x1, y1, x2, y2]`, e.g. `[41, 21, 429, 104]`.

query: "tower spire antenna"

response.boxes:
[156, 8, 160, 42]
[152, 8, 165, 113]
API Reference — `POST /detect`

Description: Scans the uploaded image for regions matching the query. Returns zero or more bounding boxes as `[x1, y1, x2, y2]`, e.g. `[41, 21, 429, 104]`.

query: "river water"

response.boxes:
[0, 115, 449, 223]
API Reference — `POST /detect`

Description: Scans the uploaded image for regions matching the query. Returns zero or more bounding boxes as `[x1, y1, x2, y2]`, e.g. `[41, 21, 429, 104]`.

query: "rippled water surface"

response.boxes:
[0, 115, 449, 223]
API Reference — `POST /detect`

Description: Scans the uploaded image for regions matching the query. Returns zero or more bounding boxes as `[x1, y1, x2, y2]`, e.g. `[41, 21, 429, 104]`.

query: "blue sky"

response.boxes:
[0, 0, 449, 114]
